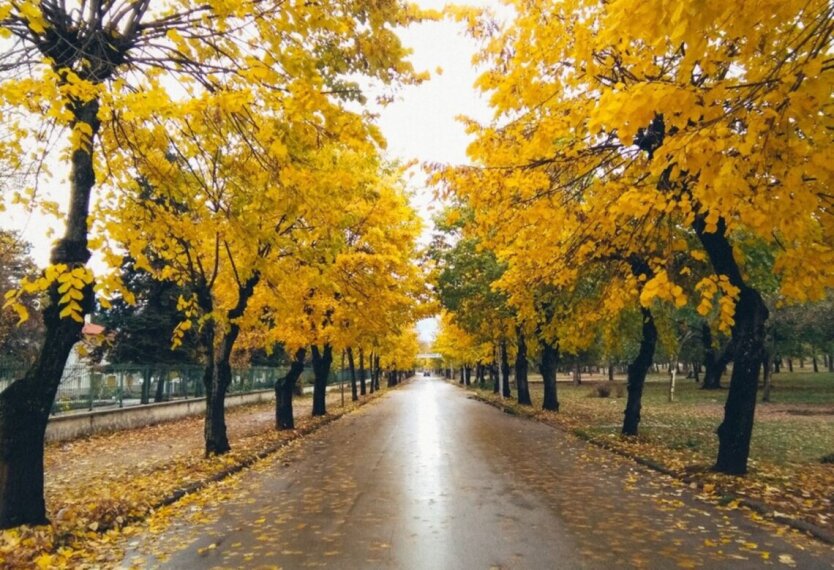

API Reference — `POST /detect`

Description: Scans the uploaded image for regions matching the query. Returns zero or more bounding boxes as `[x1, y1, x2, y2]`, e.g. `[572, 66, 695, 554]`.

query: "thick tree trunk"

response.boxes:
[812, 354, 819, 373]
[0, 98, 101, 528]
[608, 363, 615, 382]
[276, 348, 306, 430]
[464, 366, 472, 386]
[787, 358, 794, 372]
[311, 344, 333, 417]
[572, 362, 581, 385]
[459, 366, 465, 385]
[515, 327, 532, 405]
[347, 347, 358, 402]
[203, 273, 259, 455]
[540, 339, 560, 411]
[696, 215, 768, 475]
[359, 348, 367, 396]
[622, 307, 657, 436]
[500, 339, 512, 398]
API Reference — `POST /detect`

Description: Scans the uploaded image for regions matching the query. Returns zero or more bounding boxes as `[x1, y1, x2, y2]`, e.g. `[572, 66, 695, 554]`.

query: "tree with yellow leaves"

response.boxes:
[447, 0, 833, 474]
[0, 0, 425, 527]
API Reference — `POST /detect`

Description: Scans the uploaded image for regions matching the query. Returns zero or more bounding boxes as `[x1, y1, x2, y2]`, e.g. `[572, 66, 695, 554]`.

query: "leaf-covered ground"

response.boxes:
[465, 371, 834, 542]
[0, 388, 383, 568]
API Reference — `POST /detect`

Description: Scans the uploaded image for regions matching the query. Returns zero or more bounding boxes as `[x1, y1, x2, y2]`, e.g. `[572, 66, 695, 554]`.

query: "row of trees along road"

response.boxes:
[0, 0, 430, 528]
[431, 0, 834, 477]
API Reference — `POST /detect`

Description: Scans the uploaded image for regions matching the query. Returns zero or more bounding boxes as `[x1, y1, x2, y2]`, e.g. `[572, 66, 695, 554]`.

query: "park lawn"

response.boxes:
[466, 371, 834, 536]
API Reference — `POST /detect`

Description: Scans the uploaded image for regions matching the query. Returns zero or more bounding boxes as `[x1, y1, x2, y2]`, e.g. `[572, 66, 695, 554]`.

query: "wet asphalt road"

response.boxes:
[124, 377, 834, 569]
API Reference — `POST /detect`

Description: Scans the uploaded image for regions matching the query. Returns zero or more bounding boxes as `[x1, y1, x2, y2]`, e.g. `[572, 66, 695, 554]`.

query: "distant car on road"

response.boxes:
[423, 371, 430, 377]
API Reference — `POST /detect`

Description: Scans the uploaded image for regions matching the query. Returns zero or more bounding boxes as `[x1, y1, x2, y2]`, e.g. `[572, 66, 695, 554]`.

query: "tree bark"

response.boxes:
[540, 339, 560, 411]
[701, 322, 731, 390]
[515, 327, 532, 405]
[140, 367, 152, 405]
[829, 353, 834, 373]
[347, 347, 358, 402]
[695, 215, 768, 475]
[275, 348, 305, 430]
[812, 354, 819, 373]
[500, 339, 512, 398]
[761, 347, 774, 403]
[787, 358, 794, 372]
[0, 98, 101, 528]
[154, 370, 167, 402]
[203, 273, 259, 456]
[622, 307, 658, 436]
[464, 366, 472, 386]
[359, 348, 367, 395]
[311, 344, 333, 416]
[373, 355, 381, 391]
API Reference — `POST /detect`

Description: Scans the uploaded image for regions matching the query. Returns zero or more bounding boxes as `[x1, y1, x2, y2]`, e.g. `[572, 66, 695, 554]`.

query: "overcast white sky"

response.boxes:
[378, 0, 503, 342]
[2, 1, 504, 344]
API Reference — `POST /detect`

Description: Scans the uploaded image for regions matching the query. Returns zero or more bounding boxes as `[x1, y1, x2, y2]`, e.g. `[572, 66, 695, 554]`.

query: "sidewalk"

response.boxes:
[1, 387, 380, 568]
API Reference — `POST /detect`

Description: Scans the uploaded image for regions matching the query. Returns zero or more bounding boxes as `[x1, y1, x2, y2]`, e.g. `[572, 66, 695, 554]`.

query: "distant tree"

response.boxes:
[0, 231, 43, 368]
[93, 257, 201, 367]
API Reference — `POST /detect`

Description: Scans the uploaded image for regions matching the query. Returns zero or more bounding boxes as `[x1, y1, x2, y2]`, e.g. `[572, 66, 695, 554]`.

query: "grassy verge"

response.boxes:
[459, 372, 834, 541]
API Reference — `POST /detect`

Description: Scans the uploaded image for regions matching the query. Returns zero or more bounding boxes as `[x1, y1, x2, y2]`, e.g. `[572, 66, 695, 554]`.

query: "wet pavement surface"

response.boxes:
[123, 377, 834, 569]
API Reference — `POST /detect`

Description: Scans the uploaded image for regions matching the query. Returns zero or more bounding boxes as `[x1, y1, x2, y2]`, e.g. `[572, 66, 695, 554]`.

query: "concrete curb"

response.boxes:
[464, 388, 834, 546]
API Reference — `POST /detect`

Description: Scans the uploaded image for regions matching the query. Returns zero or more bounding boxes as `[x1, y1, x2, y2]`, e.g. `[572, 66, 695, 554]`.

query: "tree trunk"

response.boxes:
[762, 347, 774, 403]
[787, 358, 794, 372]
[459, 366, 465, 385]
[695, 215, 768, 475]
[540, 339, 560, 411]
[608, 362, 615, 382]
[347, 347, 358, 402]
[202, 273, 259, 456]
[491, 360, 499, 394]
[500, 339, 512, 398]
[276, 348, 305, 430]
[373, 355, 381, 391]
[693, 362, 701, 383]
[359, 348, 367, 396]
[828, 353, 834, 373]
[622, 307, 657, 436]
[311, 344, 333, 417]
[701, 322, 731, 390]
[387, 369, 397, 388]
[812, 354, 819, 373]
[515, 327, 532, 405]
[464, 366, 472, 386]
[154, 370, 167, 402]
[572, 362, 581, 385]
[0, 97, 101, 528]
[141, 367, 152, 405]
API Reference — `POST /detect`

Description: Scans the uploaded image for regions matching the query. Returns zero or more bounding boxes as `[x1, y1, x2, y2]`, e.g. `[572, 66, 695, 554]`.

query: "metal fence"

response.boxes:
[0, 363, 351, 416]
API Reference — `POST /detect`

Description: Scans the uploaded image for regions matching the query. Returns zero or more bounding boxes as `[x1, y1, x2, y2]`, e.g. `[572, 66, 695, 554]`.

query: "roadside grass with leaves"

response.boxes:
[0, 388, 386, 568]
[465, 372, 834, 540]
